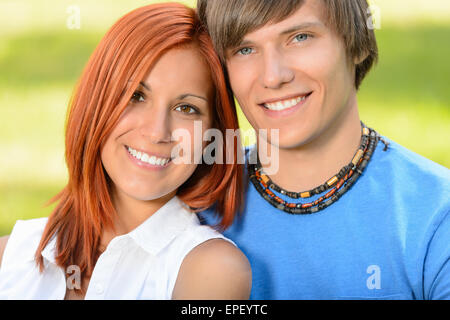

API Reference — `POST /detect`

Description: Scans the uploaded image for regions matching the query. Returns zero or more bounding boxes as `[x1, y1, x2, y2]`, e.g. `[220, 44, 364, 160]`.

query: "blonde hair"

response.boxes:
[197, 0, 378, 89]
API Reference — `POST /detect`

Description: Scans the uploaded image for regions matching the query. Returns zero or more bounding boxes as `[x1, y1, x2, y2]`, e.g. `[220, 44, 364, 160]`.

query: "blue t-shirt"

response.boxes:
[198, 137, 450, 300]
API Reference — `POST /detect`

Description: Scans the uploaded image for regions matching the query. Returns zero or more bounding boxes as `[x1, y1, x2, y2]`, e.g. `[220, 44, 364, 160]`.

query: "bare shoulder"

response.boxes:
[0, 235, 10, 267]
[172, 238, 252, 300]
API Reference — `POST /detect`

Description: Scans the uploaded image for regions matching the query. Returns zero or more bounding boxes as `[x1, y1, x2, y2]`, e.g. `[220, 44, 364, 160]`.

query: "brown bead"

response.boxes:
[248, 123, 378, 215]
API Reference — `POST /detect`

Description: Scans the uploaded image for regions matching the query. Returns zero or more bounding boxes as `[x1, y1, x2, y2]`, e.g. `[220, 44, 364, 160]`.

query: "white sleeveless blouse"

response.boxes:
[0, 196, 233, 299]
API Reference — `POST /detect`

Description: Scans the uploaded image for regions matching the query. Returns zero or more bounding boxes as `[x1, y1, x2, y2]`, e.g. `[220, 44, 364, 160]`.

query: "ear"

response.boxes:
[354, 50, 370, 65]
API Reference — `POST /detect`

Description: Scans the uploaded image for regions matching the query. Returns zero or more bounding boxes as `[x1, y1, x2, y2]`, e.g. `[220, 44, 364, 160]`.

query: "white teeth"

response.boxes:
[263, 95, 307, 111]
[127, 147, 170, 166]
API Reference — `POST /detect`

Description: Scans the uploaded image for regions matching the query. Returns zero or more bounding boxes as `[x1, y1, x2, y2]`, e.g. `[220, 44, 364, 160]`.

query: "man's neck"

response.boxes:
[258, 98, 362, 192]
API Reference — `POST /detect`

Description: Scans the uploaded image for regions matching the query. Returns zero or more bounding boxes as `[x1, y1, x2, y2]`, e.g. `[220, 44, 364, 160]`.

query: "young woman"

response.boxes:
[0, 3, 251, 299]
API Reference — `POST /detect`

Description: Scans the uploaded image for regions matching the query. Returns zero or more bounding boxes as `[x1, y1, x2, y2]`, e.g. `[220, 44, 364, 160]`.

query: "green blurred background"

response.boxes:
[0, 0, 449, 235]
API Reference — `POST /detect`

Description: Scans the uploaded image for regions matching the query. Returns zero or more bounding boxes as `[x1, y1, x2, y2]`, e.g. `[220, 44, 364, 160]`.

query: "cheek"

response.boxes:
[172, 119, 211, 163]
[289, 35, 345, 83]
[100, 133, 118, 177]
[228, 62, 253, 103]
[227, 65, 259, 126]
[293, 49, 337, 86]
[99, 113, 133, 171]
[317, 55, 354, 117]
[100, 139, 126, 197]
[312, 40, 351, 90]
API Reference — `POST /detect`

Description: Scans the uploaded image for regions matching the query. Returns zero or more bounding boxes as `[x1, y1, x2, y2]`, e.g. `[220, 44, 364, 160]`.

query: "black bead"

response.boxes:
[248, 125, 380, 215]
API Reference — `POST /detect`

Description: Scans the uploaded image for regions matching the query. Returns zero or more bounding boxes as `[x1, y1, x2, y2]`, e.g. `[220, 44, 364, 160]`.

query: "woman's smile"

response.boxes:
[125, 145, 172, 171]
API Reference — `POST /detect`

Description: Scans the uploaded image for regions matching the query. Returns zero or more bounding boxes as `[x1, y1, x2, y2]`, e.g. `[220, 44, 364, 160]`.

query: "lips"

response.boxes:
[260, 92, 312, 111]
[257, 92, 312, 119]
[125, 145, 172, 167]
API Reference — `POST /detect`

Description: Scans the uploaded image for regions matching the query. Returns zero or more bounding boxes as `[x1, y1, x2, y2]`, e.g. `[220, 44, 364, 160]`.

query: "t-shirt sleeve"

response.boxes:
[423, 210, 450, 300]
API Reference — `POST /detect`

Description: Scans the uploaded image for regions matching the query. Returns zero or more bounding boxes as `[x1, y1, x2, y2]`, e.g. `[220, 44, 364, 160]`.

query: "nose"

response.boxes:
[139, 104, 172, 144]
[260, 48, 294, 89]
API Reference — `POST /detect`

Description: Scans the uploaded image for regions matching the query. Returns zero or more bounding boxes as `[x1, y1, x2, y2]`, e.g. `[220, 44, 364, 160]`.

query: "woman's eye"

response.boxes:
[293, 33, 309, 43]
[237, 47, 253, 56]
[175, 104, 198, 114]
[130, 91, 145, 103]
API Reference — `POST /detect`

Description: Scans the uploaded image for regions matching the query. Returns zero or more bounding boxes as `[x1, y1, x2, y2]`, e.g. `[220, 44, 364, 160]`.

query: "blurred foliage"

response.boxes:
[0, 0, 449, 235]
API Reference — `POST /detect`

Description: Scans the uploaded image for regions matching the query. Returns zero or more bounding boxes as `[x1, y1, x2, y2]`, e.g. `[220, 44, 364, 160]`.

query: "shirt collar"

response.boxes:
[40, 196, 196, 264]
[127, 195, 197, 255]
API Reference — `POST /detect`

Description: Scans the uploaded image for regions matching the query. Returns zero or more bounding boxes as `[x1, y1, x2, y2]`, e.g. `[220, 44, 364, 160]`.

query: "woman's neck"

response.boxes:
[101, 190, 177, 249]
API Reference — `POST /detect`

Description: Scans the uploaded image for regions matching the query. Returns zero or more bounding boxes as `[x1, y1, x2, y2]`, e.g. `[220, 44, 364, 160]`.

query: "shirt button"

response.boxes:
[94, 283, 104, 295]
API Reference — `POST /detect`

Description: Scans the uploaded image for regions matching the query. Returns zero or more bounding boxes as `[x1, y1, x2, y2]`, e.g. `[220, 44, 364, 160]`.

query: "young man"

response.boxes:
[197, 0, 450, 299]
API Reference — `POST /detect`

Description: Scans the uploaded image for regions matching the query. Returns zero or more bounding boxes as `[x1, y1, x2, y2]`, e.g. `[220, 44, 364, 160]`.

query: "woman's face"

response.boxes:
[101, 45, 214, 204]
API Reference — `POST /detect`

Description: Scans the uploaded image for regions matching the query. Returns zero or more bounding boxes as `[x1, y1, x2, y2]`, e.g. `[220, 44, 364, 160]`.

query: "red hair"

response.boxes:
[35, 3, 243, 290]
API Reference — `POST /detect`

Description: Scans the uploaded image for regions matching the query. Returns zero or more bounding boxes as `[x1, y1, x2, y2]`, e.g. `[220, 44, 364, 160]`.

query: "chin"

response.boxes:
[135, 193, 173, 202]
[262, 126, 311, 150]
[120, 185, 172, 202]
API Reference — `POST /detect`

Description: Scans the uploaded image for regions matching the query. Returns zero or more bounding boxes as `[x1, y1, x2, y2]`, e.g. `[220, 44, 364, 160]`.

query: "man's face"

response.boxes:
[225, 0, 357, 149]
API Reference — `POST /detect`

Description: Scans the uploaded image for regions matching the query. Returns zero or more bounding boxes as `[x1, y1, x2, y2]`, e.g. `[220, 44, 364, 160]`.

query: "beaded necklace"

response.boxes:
[248, 123, 389, 214]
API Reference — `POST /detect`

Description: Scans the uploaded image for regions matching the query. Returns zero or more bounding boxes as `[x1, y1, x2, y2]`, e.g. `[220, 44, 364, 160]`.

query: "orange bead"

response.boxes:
[300, 191, 310, 198]
[325, 188, 336, 198]
[327, 176, 338, 186]
[363, 127, 370, 136]
[352, 149, 364, 166]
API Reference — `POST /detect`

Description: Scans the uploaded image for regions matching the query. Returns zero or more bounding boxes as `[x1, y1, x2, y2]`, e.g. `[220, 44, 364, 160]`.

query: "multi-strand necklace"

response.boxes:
[248, 123, 388, 214]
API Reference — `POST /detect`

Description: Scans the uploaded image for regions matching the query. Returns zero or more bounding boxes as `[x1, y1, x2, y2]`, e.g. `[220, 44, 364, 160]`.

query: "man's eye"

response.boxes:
[237, 47, 253, 56]
[130, 91, 145, 103]
[175, 104, 198, 114]
[293, 33, 309, 43]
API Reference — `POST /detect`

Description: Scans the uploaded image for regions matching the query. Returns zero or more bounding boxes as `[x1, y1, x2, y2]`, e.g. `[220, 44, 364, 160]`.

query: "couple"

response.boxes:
[0, 0, 449, 300]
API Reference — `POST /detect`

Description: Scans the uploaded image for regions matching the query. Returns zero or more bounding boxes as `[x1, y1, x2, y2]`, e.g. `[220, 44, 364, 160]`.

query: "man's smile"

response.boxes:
[258, 92, 312, 117]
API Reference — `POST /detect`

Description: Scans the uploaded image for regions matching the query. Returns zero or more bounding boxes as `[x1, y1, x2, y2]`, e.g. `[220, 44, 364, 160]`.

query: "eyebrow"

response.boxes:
[134, 81, 208, 102]
[138, 81, 150, 91]
[279, 21, 325, 36]
[236, 21, 325, 48]
[177, 93, 208, 102]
